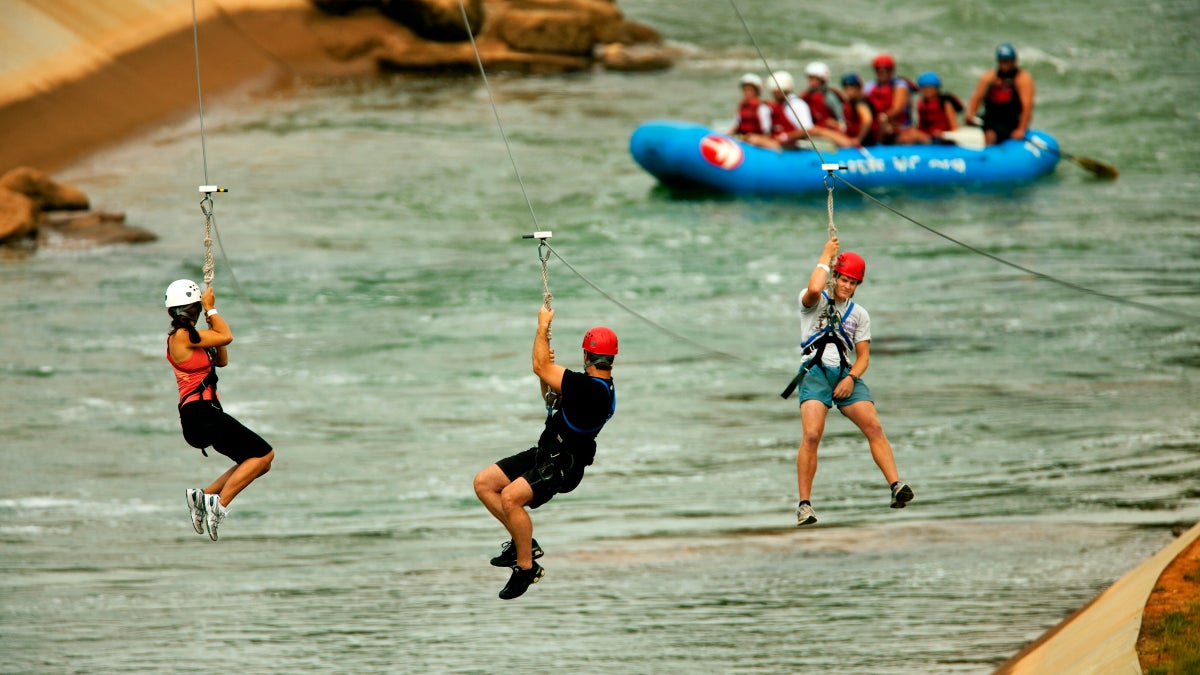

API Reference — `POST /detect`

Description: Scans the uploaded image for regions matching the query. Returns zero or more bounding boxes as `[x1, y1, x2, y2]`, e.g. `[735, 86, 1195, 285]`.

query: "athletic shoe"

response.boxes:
[499, 562, 544, 600]
[890, 481, 914, 509]
[489, 538, 545, 567]
[204, 494, 227, 541]
[796, 502, 818, 526]
[186, 488, 207, 535]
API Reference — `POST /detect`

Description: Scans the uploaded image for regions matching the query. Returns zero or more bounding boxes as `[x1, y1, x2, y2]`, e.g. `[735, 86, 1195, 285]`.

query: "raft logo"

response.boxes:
[699, 135, 744, 170]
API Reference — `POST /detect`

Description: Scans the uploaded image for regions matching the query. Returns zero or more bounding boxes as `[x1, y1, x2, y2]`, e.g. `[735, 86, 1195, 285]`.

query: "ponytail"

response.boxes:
[168, 303, 202, 344]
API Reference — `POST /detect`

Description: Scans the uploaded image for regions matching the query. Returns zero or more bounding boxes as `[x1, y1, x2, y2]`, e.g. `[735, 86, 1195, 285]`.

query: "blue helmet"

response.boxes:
[916, 71, 941, 89]
[841, 72, 863, 87]
[996, 43, 1017, 61]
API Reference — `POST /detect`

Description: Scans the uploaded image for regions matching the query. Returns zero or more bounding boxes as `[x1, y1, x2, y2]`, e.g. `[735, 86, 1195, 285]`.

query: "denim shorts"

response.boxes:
[798, 363, 874, 408]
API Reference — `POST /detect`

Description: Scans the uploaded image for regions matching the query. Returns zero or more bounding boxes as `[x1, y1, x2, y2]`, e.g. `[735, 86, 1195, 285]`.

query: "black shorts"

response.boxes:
[496, 446, 585, 509]
[179, 400, 272, 463]
[985, 121, 1018, 143]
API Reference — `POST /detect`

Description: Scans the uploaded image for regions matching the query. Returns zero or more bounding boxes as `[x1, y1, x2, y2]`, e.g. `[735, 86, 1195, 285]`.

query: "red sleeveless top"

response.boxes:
[169, 340, 218, 405]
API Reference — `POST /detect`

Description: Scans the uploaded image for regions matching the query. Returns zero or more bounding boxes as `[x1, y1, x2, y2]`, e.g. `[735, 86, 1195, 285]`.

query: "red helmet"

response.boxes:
[582, 326, 618, 356]
[833, 251, 866, 281]
[872, 53, 896, 69]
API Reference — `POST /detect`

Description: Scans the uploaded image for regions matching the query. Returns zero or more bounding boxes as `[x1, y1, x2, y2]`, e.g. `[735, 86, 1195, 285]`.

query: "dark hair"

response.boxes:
[585, 353, 614, 371]
[168, 303, 203, 344]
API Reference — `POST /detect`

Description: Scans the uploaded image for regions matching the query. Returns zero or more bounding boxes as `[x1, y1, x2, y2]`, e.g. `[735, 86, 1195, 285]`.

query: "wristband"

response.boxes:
[816, 263, 831, 273]
[205, 308, 219, 318]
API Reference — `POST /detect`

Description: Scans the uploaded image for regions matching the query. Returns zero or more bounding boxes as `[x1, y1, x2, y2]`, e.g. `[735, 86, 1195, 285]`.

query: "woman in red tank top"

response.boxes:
[165, 279, 274, 541]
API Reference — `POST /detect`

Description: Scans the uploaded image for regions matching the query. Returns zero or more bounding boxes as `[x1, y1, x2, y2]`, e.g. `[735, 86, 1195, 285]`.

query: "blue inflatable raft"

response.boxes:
[629, 120, 1061, 196]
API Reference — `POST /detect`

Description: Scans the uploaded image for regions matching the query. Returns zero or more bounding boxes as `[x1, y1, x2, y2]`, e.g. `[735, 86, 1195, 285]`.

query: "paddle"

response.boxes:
[940, 127, 985, 150]
[1029, 135, 1119, 180]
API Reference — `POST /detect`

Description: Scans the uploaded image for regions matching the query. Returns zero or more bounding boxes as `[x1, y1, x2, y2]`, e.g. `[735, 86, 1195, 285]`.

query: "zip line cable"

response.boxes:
[457, 3, 541, 234]
[831, 175, 1200, 321]
[190, 0, 257, 319]
[729, 0, 1200, 324]
[457, 1, 774, 370]
[541, 241, 763, 367]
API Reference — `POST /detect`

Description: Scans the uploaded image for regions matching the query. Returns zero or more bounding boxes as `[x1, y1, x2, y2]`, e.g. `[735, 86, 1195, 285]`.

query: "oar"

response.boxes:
[940, 127, 985, 150]
[1029, 135, 1119, 180]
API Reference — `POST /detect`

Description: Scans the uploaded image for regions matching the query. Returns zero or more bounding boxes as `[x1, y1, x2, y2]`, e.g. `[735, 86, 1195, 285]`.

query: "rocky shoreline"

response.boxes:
[0, 0, 674, 253]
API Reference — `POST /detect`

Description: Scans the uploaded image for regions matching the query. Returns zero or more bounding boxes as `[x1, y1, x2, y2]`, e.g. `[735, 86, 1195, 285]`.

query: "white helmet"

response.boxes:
[164, 279, 201, 308]
[769, 71, 795, 93]
[739, 73, 763, 90]
[805, 61, 831, 81]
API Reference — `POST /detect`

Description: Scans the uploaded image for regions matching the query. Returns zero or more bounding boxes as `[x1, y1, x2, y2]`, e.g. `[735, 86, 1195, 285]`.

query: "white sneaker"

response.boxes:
[204, 494, 227, 541]
[186, 488, 207, 535]
[796, 502, 818, 526]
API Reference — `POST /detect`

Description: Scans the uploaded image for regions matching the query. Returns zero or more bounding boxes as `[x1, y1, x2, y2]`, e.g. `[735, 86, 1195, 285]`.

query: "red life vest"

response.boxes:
[865, 77, 910, 127]
[735, 99, 767, 134]
[801, 87, 841, 129]
[843, 96, 875, 142]
[917, 95, 954, 135]
[767, 101, 797, 135]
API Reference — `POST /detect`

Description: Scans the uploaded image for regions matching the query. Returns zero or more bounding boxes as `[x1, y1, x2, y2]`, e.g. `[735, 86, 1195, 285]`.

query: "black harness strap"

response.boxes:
[177, 347, 219, 457]
[781, 297, 854, 399]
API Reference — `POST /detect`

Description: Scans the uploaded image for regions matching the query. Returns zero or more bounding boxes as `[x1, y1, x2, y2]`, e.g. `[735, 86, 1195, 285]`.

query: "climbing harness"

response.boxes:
[780, 291, 855, 399]
[555, 376, 616, 434]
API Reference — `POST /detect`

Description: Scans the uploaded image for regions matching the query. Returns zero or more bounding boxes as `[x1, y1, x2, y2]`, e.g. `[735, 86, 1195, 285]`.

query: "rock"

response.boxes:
[311, 0, 381, 15]
[0, 166, 89, 211]
[312, 0, 672, 74]
[0, 188, 38, 243]
[380, 0, 483, 42]
[41, 210, 126, 228]
[492, 7, 595, 56]
[376, 32, 591, 74]
[597, 42, 676, 72]
[0, 168, 156, 253]
[38, 221, 157, 249]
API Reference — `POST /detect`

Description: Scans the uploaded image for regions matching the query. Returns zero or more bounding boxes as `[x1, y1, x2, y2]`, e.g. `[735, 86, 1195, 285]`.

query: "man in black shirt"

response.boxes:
[473, 305, 618, 599]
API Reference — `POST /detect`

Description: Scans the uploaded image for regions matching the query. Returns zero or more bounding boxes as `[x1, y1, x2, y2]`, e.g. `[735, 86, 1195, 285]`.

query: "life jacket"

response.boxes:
[781, 291, 857, 398]
[169, 339, 219, 409]
[768, 101, 798, 135]
[983, 68, 1022, 127]
[801, 87, 843, 129]
[917, 93, 957, 135]
[843, 96, 875, 144]
[735, 99, 767, 134]
[543, 376, 616, 452]
[865, 77, 911, 127]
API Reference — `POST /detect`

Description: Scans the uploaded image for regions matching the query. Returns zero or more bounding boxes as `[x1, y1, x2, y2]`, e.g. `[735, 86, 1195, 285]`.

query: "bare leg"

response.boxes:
[499, 479, 535, 569]
[840, 402, 900, 485]
[796, 400, 829, 502]
[475, 466, 537, 568]
[474, 464, 512, 529]
[213, 450, 274, 507]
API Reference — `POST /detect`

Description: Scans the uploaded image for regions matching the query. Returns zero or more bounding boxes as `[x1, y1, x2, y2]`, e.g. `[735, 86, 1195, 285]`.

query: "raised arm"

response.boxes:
[801, 236, 840, 308]
[532, 305, 566, 394]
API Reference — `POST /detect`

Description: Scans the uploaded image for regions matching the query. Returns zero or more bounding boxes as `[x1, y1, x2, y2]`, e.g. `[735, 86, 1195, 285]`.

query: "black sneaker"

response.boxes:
[490, 538, 544, 567]
[499, 562, 545, 600]
[890, 481, 914, 509]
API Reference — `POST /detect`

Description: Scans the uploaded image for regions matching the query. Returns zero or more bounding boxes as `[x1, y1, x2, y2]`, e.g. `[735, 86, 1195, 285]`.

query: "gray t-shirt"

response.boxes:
[799, 290, 871, 368]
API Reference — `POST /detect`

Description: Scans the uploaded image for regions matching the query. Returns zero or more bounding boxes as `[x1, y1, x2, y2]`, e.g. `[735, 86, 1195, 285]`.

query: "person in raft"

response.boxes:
[783, 237, 913, 525]
[473, 305, 617, 599]
[165, 279, 274, 541]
